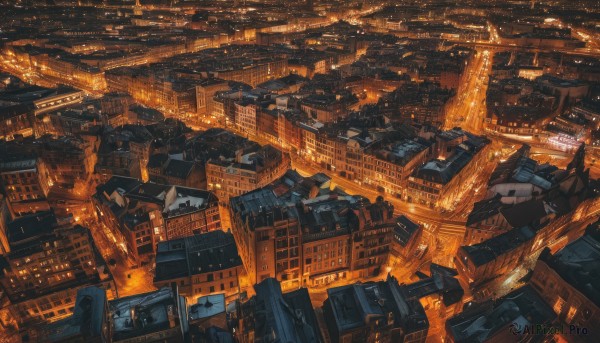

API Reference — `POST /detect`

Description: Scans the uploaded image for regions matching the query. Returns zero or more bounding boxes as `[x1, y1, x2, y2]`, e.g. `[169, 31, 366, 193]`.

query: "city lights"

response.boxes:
[0, 1, 599, 343]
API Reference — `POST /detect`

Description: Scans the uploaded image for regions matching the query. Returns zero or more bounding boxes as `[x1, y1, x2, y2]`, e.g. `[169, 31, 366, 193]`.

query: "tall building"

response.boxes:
[229, 170, 396, 290]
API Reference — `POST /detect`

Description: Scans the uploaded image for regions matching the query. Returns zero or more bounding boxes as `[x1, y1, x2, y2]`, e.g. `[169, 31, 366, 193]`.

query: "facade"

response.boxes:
[235, 101, 259, 136]
[363, 138, 431, 197]
[0, 156, 51, 218]
[195, 78, 230, 117]
[153, 230, 244, 303]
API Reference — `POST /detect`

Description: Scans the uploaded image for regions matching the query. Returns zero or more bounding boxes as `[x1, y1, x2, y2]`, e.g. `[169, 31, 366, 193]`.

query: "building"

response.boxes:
[323, 271, 463, 343]
[229, 171, 397, 290]
[407, 130, 490, 209]
[110, 287, 188, 343]
[234, 101, 259, 136]
[464, 196, 555, 245]
[195, 78, 230, 118]
[205, 144, 291, 203]
[0, 85, 84, 141]
[153, 230, 244, 303]
[362, 138, 432, 198]
[95, 125, 154, 182]
[454, 225, 541, 285]
[0, 211, 115, 326]
[0, 156, 51, 218]
[445, 285, 556, 343]
[485, 145, 556, 205]
[300, 93, 355, 123]
[147, 156, 204, 189]
[32, 136, 96, 190]
[25, 286, 111, 343]
[30, 286, 189, 343]
[391, 215, 422, 261]
[93, 176, 221, 264]
[237, 278, 323, 343]
[187, 293, 227, 332]
[529, 225, 600, 336]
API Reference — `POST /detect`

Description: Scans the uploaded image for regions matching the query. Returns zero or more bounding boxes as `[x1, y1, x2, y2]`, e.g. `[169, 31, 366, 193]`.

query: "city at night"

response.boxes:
[0, 0, 599, 342]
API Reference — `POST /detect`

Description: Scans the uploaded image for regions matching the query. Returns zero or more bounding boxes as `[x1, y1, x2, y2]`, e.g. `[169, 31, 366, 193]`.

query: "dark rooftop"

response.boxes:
[154, 230, 242, 282]
[538, 223, 600, 308]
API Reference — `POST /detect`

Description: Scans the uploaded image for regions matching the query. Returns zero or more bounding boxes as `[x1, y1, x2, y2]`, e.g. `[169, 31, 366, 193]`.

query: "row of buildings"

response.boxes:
[29, 263, 464, 343]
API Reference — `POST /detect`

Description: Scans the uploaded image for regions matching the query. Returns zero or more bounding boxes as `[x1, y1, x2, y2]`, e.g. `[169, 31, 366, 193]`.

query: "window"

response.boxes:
[567, 306, 577, 323]
[553, 297, 565, 315]
[209, 286, 215, 293]
[220, 283, 225, 291]
[207, 273, 213, 282]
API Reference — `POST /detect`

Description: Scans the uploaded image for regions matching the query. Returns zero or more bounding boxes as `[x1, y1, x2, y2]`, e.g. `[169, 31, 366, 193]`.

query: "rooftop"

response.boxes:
[324, 275, 429, 338]
[110, 287, 182, 342]
[240, 278, 323, 343]
[445, 285, 555, 343]
[394, 215, 420, 247]
[460, 226, 536, 267]
[40, 287, 108, 341]
[538, 223, 600, 308]
[154, 230, 242, 282]
[189, 293, 226, 322]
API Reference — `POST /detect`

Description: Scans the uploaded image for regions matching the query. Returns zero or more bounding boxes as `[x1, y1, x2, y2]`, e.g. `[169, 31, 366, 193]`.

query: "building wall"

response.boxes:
[155, 265, 243, 303]
[164, 205, 221, 239]
[302, 235, 351, 287]
[9, 279, 116, 326]
[1, 160, 50, 217]
[530, 260, 600, 331]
